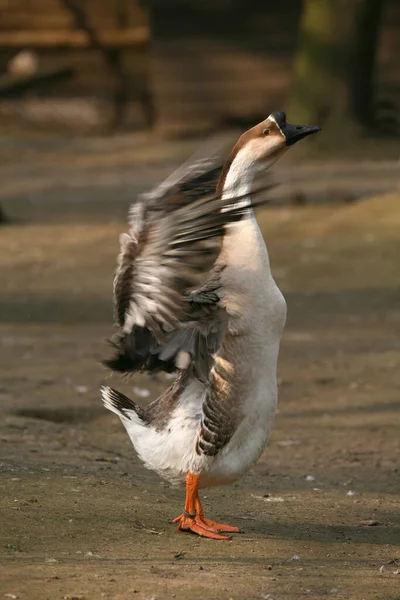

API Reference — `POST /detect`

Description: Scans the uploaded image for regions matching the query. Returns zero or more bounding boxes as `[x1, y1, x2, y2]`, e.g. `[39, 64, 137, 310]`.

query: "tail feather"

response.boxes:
[101, 385, 149, 424]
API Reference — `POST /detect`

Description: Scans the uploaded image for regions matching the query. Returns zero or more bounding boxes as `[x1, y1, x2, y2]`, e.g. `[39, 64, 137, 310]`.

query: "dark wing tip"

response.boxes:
[103, 329, 151, 374]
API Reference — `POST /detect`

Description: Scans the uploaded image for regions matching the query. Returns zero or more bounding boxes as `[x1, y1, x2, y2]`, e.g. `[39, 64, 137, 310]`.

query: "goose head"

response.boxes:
[234, 111, 320, 172]
[217, 112, 320, 195]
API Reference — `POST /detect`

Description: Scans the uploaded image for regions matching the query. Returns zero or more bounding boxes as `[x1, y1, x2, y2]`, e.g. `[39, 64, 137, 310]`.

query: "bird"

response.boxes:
[101, 111, 320, 540]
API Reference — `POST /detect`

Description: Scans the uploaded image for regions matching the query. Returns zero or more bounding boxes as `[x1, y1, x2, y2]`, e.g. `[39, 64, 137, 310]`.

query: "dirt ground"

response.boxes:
[0, 135, 399, 600]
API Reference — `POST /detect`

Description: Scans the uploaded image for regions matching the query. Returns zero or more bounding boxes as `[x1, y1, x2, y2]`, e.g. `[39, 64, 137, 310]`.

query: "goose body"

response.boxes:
[104, 214, 286, 488]
[101, 112, 319, 538]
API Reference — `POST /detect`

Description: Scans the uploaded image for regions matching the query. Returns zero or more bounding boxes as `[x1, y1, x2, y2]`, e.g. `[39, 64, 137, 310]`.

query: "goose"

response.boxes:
[101, 111, 320, 540]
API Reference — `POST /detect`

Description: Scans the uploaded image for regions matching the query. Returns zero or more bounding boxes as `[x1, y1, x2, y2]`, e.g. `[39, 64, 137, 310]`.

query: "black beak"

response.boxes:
[281, 122, 320, 146]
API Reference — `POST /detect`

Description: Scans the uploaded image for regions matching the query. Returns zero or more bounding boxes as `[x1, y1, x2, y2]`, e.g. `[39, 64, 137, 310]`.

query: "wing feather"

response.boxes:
[104, 151, 274, 380]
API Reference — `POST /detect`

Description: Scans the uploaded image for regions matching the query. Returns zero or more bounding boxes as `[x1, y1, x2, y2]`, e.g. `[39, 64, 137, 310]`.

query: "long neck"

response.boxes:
[216, 147, 259, 209]
[217, 146, 268, 265]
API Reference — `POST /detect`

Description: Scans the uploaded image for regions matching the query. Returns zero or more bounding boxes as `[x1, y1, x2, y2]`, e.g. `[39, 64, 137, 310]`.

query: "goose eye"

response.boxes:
[263, 128, 270, 136]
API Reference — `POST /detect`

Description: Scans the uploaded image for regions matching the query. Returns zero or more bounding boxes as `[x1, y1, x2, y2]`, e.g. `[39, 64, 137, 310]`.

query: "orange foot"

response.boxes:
[171, 472, 241, 540]
[195, 497, 240, 533]
[172, 512, 232, 540]
[197, 515, 240, 534]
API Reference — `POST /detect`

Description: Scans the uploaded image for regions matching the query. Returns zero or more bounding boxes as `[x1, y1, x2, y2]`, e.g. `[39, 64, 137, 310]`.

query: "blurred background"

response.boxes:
[0, 0, 399, 138]
[1, 2, 399, 600]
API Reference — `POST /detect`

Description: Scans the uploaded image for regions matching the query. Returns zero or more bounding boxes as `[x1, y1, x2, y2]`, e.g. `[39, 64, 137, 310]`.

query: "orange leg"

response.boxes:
[172, 472, 240, 540]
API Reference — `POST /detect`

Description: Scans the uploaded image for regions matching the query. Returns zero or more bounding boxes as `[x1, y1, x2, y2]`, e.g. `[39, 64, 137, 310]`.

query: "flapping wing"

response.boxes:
[104, 155, 274, 381]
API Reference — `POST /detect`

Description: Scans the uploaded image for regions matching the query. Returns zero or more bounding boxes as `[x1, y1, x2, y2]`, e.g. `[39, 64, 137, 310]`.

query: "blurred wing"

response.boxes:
[105, 154, 274, 381]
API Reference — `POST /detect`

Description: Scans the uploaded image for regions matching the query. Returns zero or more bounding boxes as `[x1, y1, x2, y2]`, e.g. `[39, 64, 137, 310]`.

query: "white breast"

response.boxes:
[200, 211, 286, 488]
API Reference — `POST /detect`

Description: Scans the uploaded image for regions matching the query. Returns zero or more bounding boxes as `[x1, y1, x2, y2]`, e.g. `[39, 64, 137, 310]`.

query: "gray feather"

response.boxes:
[106, 146, 274, 380]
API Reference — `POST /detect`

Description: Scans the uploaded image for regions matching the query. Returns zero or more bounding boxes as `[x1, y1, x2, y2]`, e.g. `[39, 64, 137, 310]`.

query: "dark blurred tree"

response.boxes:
[289, 0, 383, 142]
[352, 0, 384, 124]
[0, 205, 8, 224]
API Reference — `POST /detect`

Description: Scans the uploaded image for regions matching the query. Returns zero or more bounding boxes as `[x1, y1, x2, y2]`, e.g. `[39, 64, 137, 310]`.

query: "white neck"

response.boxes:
[221, 148, 260, 211]
[220, 146, 268, 266]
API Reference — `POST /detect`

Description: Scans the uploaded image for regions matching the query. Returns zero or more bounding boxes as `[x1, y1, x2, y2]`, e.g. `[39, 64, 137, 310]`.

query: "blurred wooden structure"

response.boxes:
[0, 67, 73, 98]
[0, 0, 150, 129]
[0, 0, 399, 134]
[0, 0, 148, 45]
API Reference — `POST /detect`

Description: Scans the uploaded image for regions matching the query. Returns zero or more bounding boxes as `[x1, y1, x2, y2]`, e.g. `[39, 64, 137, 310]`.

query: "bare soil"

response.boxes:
[0, 136, 399, 600]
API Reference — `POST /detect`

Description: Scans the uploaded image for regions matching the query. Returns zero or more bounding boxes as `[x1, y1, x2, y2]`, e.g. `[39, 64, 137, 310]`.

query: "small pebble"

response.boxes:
[85, 551, 101, 558]
[132, 386, 151, 398]
[359, 519, 381, 527]
[277, 440, 300, 447]
[263, 496, 284, 503]
[75, 385, 88, 394]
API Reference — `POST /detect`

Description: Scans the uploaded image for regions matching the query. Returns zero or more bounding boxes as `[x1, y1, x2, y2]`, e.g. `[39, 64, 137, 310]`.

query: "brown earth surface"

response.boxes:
[0, 136, 399, 600]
